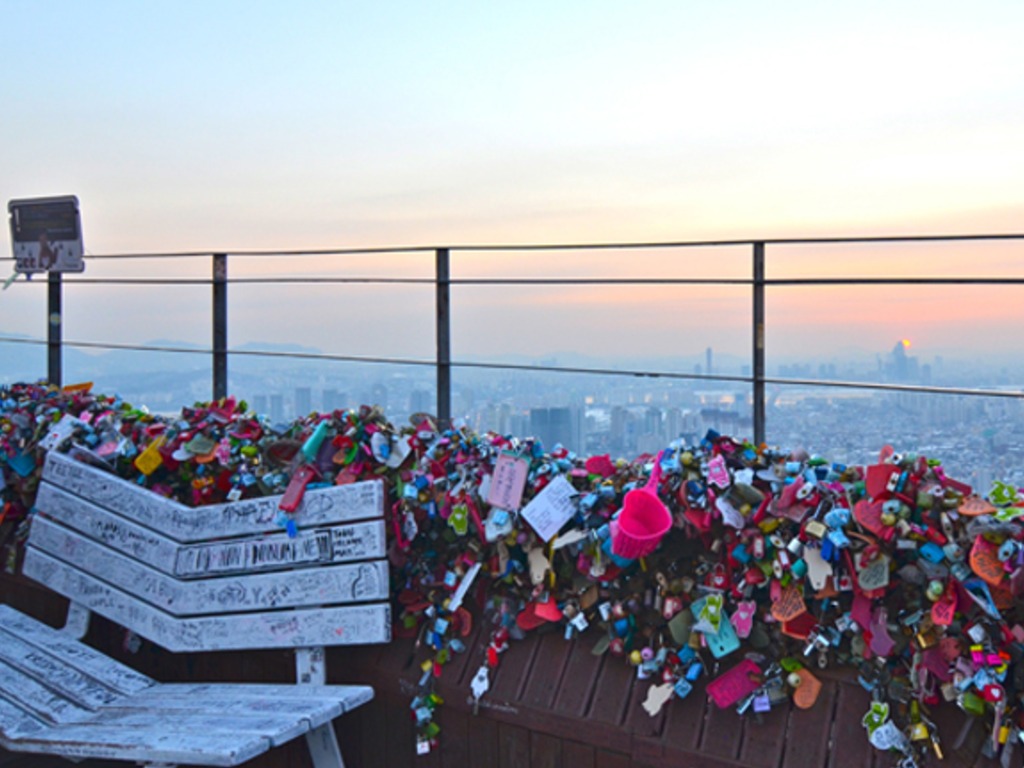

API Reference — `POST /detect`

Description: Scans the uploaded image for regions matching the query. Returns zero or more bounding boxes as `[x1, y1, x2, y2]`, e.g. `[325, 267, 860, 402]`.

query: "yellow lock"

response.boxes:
[133, 436, 165, 476]
[804, 520, 827, 539]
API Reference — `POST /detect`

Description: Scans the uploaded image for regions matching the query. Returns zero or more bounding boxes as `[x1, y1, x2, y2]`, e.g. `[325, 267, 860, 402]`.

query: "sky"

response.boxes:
[2, 0, 1024, 372]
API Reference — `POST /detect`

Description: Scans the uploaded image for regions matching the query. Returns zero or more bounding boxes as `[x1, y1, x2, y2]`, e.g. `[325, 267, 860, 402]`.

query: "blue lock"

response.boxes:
[918, 541, 945, 564]
[824, 507, 850, 529]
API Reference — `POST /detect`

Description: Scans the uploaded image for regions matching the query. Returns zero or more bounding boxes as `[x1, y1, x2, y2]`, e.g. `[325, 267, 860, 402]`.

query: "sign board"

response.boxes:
[8, 195, 84, 273]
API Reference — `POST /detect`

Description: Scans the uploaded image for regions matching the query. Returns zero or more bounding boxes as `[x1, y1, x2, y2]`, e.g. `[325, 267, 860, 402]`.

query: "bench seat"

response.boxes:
[1, 451, 392, 767]
[0, 605, 373, 766]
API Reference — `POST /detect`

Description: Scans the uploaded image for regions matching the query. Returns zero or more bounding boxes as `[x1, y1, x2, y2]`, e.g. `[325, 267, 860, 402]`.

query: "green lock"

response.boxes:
[448, 504, 469, 536]
[959, 691, 986, 717]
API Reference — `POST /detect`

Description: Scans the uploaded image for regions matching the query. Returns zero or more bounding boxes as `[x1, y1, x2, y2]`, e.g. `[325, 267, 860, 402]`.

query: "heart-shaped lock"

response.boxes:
[708, 563, 730, 590]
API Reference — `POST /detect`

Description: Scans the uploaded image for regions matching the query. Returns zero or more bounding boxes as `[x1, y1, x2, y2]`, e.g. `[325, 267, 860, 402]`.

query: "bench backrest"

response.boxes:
[24, 452, 391, 653]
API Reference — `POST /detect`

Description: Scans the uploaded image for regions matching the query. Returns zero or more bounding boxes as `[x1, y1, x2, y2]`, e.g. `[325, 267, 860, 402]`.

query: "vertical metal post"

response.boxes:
[752, 242, 766, 445]
[212, 253, 228, 401]
[47, 271, 62, 387]
[435, 248, 452, 430]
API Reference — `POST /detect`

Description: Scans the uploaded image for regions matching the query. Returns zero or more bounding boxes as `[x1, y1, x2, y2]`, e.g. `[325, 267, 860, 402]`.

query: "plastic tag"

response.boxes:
[642, 682, 674, 717]
[970, 537, 1006, 586]
[731, 600, 756, 639]
[133, 435, 166, 476]
[470, 665, 490, 700]
[693, 593, 724, 635]
[706, 454, 730, 488]
[868, 720, 908, 751]
[804, 546, 833, 590]
[488, 452, 530, 511]
[771, 585, 807, 623]
[278, 464, 316, 513]
[857, 553, 891, 592]
[707, 659, 760, 708]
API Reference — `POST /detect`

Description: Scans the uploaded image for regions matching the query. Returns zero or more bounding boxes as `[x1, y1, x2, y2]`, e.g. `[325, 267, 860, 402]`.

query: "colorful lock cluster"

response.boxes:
[3, 381, 1024, 766]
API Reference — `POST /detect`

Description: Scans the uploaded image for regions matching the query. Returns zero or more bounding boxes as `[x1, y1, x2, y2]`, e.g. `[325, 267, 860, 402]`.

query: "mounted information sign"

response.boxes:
[8, 195, 85, 273]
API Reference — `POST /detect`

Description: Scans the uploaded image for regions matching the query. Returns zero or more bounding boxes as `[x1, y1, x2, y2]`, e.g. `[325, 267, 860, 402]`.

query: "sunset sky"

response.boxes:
[2, 1, 1023, 370]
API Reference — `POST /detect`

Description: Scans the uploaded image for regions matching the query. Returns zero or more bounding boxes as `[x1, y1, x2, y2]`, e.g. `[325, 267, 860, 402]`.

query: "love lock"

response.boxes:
[708, 563, 730, 590]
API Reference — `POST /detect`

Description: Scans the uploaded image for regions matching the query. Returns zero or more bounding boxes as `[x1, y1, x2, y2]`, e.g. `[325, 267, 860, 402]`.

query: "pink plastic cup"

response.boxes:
[611, 451, 672, 559]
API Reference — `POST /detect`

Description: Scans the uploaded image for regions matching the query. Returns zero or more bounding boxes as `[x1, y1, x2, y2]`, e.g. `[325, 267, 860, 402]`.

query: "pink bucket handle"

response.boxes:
[643, 450, 665, 493]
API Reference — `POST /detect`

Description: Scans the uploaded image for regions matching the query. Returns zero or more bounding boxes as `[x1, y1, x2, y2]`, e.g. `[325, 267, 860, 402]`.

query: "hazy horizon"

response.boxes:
[3, 1, 1023, 384]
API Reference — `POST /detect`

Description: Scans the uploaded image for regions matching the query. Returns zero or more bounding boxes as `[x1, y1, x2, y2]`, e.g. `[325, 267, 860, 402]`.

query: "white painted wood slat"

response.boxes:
[0, 629, 125, 709]
[0, 606, 154, 695]
[85, 709, 312, 747]
[173, 519, 386, 578]
[29, 516, 389, 616]
[35, 485, 386, 578]
[126, 682, 374, 720]
[43, 451, 384, 541]
[9, 723, 271, 767]
[0, 693, 50, 739]
[23, 550, 391, 650]
[0, 658, 96, 725]
[34, 484, 181, 573]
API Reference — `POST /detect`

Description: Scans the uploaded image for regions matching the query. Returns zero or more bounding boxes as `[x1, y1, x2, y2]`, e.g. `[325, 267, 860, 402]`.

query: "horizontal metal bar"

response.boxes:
[450, 359, 751, 384]
[49, 277, 437, 286]
[441, 233, 1024, 252]
[4, 233, 1019, 264]
[766, 277, 1024, 286]
[2, 333, 1020, 401]
[0, 336, 439, 369]
[80, 246, 437, 260]
[19, 274, 1024, 288]
[764, 376, 1024, 399]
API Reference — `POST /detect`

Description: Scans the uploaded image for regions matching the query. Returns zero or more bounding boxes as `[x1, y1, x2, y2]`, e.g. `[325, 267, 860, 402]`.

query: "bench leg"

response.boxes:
[306, 722, 345, 768]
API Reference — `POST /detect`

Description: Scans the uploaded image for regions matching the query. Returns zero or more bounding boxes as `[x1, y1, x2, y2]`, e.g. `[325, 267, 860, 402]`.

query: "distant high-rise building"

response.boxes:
[529, 406, 584, 452]
[706, 347, 713, 377]
[888, 340, 919, 383]
[295, 386, 312, 416]
[371, 382, 388, 409]
[252, 394, 268, 417]
[409, 389, 433, 415]
[269, 394, 285, 423]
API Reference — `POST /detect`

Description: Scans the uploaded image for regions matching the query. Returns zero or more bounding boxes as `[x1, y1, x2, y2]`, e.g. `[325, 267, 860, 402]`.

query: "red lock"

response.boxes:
[708, 563, 731, 591]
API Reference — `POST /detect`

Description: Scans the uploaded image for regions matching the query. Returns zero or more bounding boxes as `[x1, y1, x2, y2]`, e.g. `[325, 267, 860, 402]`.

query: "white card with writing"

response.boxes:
[521, 476, 577, 542]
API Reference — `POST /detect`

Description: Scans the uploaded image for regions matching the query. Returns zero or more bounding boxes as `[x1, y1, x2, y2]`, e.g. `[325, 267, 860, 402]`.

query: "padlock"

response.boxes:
[804, 520, 827, 539]
[750, 533, 766, 560]
[787, 537, 804, 557]
[708, 561, 733, 593]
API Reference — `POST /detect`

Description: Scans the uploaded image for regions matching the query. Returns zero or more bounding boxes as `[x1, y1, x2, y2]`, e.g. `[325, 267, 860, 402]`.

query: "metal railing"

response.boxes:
[3, 234, 1024, 445]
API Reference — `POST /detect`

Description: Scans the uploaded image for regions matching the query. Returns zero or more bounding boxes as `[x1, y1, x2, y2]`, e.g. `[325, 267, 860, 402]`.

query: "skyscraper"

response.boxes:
[295, 387, 312, 416]
[529, 406, 584, 452]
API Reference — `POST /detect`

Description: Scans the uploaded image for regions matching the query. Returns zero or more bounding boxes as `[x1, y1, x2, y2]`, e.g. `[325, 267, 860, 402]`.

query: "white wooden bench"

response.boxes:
[2, 450, 391, 767]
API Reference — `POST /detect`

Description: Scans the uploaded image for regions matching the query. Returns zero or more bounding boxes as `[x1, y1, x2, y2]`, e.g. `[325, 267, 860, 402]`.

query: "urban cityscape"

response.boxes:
[4, 335, 1021, 497]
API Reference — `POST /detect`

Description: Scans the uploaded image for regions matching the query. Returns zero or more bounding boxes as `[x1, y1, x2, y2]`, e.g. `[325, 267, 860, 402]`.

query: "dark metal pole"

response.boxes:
[47, 271, 62, 387]
[213, 253, 228, 400]
[435, 248, 451, 430]
[753, 242, 766, 445]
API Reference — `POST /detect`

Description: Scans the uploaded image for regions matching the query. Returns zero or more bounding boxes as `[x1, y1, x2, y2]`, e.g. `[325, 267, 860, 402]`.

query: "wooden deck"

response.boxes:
[0, 575, 1009, 768]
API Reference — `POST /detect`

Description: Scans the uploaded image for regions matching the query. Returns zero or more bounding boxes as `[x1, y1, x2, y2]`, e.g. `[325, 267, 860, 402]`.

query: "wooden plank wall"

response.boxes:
[0, 574, 1007, 768]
